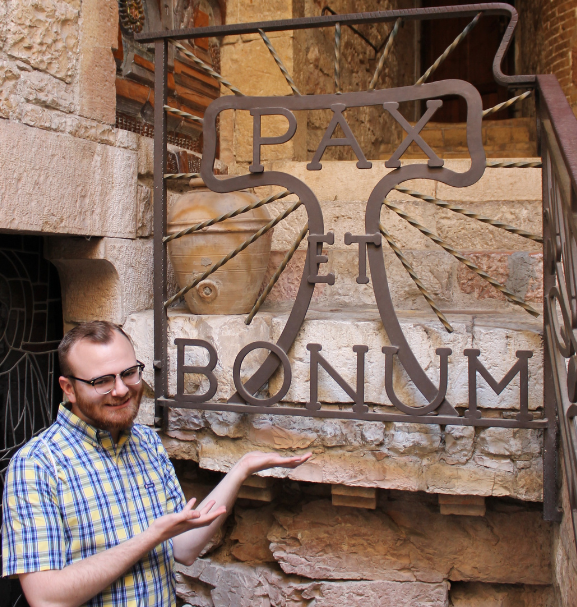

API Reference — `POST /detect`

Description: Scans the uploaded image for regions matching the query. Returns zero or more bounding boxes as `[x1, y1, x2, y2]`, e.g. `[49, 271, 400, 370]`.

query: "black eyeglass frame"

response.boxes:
[67, 361, 146, 394]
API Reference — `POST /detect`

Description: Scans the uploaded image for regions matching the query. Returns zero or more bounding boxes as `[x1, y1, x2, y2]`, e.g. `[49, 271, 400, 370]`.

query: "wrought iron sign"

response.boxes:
[138, 4, 557, 517]
[163, 81, 541, 429]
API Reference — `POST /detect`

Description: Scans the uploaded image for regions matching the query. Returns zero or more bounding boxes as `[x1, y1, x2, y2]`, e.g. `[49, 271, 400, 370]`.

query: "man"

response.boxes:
[2, 321, 310, 606]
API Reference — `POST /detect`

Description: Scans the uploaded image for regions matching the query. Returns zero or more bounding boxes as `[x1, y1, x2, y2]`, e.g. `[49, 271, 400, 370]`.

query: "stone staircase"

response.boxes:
[124, 158, 552, 606]
[380, 117, 538, 160]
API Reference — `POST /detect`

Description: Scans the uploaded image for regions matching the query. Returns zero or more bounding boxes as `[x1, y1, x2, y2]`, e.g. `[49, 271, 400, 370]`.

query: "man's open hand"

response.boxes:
[239, 451, 313, 476]
[151, 498, 226, 543]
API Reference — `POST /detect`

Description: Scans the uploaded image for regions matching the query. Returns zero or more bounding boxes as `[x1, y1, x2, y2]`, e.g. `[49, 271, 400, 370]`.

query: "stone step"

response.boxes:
[378, 118, 538, 159]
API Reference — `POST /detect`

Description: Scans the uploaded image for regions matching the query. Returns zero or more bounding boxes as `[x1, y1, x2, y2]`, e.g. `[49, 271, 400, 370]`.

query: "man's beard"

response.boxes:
[73, 386, 142, 434]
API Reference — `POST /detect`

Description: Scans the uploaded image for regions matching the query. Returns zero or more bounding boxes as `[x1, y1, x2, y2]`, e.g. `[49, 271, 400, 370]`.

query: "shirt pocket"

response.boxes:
[128, 460, 169, 526]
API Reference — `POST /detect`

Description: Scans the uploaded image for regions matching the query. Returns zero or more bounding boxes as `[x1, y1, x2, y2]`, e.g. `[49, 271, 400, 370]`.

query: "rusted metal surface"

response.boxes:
[538, 74, 577, 525]
[153, 39, 168, 423]
[136, 3, 534, 88]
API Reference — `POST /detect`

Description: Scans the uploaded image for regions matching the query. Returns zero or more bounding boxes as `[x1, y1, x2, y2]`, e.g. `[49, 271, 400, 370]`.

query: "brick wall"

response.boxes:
[518, 0, 577, 116]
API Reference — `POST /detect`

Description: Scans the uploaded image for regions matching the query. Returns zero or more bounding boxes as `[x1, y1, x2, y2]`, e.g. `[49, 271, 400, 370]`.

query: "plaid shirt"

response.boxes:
[1, 404, 185, 606]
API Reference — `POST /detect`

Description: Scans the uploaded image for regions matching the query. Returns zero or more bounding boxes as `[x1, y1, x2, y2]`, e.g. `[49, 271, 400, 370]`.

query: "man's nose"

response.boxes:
[111, 375, 129, 397]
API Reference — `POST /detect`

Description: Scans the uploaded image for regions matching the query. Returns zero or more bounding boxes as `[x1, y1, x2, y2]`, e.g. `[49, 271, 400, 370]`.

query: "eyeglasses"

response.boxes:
[68, 362, 145, 395]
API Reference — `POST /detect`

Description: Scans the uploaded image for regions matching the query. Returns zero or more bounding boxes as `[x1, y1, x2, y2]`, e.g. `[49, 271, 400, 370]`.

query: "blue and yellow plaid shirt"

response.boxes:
[1, 404, 185, 606]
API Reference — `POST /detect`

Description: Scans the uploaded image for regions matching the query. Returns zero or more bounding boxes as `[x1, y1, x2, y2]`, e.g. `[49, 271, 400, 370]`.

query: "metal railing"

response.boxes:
[135, 4, 577, 535]
[539, 74, 577, 533]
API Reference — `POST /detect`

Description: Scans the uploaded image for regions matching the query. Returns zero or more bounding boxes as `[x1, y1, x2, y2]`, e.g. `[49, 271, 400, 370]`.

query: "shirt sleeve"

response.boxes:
[2, 449, 65, 576]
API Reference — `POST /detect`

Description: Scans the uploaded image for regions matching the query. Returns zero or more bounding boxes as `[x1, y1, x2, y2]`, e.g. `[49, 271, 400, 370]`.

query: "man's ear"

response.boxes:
[59, 376, 76, 404]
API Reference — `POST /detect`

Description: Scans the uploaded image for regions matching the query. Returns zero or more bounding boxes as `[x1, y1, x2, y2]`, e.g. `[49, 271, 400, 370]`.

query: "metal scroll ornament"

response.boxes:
[119, 0, 145, 34]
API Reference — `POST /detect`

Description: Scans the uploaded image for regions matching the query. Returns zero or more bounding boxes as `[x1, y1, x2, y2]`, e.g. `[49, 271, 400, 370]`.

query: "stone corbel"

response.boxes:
[45, 236, 153, 330]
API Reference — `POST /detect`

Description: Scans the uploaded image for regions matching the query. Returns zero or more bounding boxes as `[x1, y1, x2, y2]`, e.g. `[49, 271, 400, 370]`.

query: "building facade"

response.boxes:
[1, 0, 577, 605]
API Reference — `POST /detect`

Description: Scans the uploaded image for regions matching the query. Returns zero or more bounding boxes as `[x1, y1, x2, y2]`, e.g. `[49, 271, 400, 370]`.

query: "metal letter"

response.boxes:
[344, 232, 382, 284]
[382, 346, 451, 415]
[308, 233, 335, 284]
[307, 343, 369, 413]
[233, 341, 292, 406]
[464, 349, 533, 421]
[250, 107, 298, 173]
[175, 338, 218, 403]
[383, 100, 444, 168]
[307, 103, 372, 171]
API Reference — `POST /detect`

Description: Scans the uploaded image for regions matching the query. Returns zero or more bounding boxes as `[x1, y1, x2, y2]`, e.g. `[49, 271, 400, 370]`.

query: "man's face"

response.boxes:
[59, 331, 143, 438]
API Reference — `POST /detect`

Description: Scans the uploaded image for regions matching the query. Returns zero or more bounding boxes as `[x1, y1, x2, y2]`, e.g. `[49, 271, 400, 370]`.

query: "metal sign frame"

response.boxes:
[136, 4, 558, 520]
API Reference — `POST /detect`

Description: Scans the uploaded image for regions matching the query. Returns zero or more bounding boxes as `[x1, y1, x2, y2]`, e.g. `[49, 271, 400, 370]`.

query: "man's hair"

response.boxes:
[58, 321, 132, 377]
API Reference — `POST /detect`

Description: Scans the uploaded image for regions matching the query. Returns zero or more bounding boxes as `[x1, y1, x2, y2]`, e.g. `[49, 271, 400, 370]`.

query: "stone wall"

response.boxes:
[219, 0, 417, 172]
[0, 1, 207, 331]
[172, 466, 555, 606]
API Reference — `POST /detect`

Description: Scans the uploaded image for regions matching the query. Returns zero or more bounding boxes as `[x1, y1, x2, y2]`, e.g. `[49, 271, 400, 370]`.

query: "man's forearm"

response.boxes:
[20, 525, 164, 607]
[173, 460, 248, 565]
[172, 451, 311, 566]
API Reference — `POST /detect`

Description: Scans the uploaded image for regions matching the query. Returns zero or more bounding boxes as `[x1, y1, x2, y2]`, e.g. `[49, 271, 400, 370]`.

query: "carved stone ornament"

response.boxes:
[119, 0, 145, 34]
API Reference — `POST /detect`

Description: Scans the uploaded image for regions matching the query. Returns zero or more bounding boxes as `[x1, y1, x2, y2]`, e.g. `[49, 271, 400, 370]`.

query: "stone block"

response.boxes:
[300, 580, 450, 607]
[230, 504, 276, 562]
[443, 127, 469, 148]
[485, 126, 513, 146]
[0, 59, 21, 118]
[268, 498, 551, 584]
[449, 582, 555, 607]
[254, 160, 437, 206]
[457, 252, 542, 303]
[477, 427, 542, 460]
[332, 484, 377, 509]
[176, 559, 449, 607]
[387, 423, 442, 456]
[436, 160, 542, 202]
[17, 67, 76, 113]
[438, 494, 486, 516]
[128, 304, 545, 501]
[220, 30, 307, 167]
[78, 0, 117, 124]
[136, 184, 152, 237]
[165, 416, 543, 500]
[0, 120, 138, 237]
[442, 425, 475, 465]
[265, 310, 543, 411]
[238, 475, 278, 502]
[5, 0, 80, 83]
[47, 237, 153, 325]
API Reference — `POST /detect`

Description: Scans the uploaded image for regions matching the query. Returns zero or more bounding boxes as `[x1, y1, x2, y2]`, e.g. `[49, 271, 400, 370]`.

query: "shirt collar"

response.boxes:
[56, 404, 133, 451]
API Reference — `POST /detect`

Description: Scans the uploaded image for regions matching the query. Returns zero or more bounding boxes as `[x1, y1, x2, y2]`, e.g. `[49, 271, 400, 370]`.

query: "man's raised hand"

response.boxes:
[151, 498, 227, 543]
[239, 451, 313, 476]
